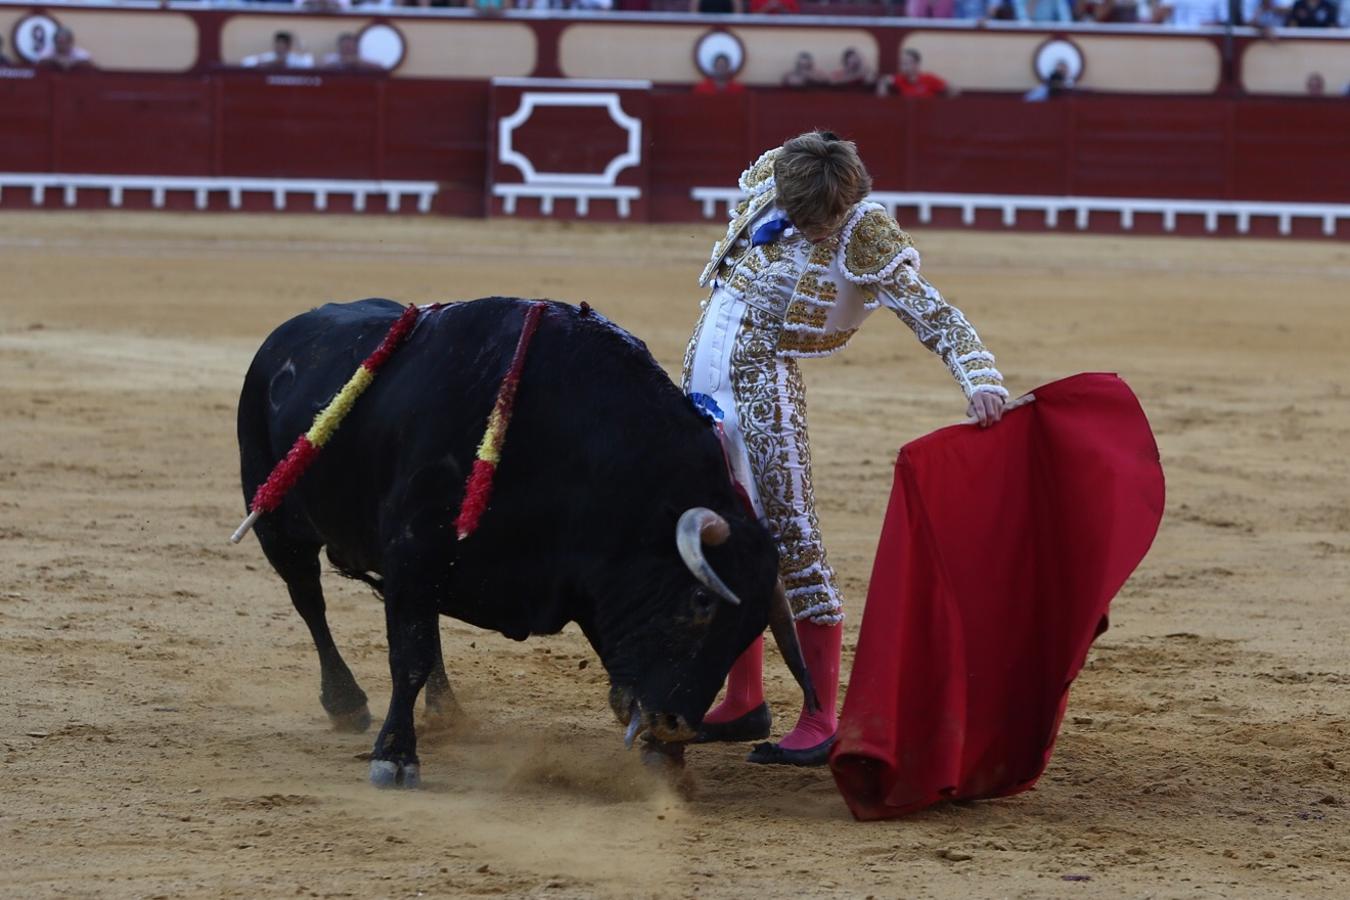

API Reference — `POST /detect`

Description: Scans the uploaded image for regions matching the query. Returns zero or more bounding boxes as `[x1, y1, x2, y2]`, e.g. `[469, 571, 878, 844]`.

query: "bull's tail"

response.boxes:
[237, 358, 279, 515]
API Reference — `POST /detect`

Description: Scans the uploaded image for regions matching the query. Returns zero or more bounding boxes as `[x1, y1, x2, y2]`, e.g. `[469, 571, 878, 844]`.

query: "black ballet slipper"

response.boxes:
[745, 734, 836, 767]
[693, 703, 772, 744]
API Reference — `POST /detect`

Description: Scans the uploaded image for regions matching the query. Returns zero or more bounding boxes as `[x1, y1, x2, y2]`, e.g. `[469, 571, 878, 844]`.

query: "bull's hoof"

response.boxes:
[424, 695, 468, 729]
[369, 759, 421, 789]
[329, 704, 373, 734]
[640, 738, 687, 771]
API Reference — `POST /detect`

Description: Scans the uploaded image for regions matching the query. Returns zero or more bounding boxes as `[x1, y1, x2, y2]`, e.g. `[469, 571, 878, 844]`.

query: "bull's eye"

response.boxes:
[690, 589, 718, 624]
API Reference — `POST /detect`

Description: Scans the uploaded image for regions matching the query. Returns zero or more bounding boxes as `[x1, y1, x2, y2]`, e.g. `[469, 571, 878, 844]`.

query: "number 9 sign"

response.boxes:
[13, 14, 61, 64]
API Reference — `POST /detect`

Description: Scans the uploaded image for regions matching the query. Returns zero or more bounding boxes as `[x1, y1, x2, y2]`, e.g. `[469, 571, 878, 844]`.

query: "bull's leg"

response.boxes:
[255, 528, 371, 732]
[424, 633, 464, 724]
[368, 572, 440, 789]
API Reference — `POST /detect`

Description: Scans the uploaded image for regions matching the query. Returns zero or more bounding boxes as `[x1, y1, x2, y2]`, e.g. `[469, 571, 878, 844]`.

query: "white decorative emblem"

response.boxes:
[1032, 38, 1085, 83]
[694, 30, 746, 79]
[498, 92, 641, 187]
[494, 90, 644, 217]
[358, 23, 406, 71]
[12, 14, 61, 64]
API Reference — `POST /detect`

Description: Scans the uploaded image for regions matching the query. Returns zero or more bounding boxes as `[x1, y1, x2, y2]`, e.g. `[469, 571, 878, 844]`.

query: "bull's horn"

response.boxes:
[768, 578, 821, 713]
[675, 508, 741, 606]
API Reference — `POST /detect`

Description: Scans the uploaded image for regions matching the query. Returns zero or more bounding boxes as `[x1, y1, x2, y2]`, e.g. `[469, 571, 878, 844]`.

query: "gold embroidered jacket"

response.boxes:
[699, 147, 1007, 399]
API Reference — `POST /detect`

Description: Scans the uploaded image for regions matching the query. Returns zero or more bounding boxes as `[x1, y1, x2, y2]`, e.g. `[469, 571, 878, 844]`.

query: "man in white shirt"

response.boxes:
[1162, 0, 1230, 24]
[38, 27, 93, 70]
[242, 31, 315, 70]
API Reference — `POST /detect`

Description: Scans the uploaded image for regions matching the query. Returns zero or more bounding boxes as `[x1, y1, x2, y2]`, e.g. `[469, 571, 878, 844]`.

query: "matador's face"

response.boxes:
[799, 209, 849, 244]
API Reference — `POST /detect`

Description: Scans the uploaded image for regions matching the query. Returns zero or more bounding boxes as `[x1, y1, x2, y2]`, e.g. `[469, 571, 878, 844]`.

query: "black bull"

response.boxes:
[237, 298, 815, 787]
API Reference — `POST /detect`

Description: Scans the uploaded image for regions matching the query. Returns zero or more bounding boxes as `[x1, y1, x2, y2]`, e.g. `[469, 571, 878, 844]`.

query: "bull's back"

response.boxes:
[239, 296, 714, 575]
[239, 298, 404, 460]
[238, 298, 552, 559]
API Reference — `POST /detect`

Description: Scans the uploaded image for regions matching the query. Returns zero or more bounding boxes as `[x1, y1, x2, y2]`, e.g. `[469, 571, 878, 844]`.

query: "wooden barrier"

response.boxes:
[3, 69, 1350, 237]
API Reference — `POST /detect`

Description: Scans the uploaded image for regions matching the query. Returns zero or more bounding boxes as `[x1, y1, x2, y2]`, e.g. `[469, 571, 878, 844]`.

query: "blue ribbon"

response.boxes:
[688, 392, 725, 424]
[750, 216, 791, 247]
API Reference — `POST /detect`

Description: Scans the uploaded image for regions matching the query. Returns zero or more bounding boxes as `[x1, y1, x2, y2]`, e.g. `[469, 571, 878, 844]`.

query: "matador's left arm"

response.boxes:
[841, 207, 1009, 401]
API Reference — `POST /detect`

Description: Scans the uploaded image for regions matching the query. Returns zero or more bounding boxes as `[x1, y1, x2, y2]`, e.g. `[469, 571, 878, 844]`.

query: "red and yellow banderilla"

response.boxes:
[230, 301, 550, 545]
[453, 301, 547, 540]
[230, 304, 422, 543]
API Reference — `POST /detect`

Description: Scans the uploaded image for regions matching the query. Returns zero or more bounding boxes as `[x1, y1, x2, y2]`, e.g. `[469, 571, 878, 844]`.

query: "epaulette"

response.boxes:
[738, 146, 783, 198]
[839, 202, 922, 285]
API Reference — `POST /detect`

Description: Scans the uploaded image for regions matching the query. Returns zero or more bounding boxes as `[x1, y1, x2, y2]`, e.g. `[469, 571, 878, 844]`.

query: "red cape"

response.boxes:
[830, 373, 1164, 820]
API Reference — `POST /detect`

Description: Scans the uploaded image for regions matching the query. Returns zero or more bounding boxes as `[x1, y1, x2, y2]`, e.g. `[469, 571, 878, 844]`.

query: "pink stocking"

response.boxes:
[775, 621, 841, 751]
[703, 635, 764, 724]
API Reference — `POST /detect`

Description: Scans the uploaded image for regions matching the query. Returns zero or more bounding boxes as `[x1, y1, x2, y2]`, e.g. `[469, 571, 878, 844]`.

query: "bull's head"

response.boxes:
[596, 507, 818, 748]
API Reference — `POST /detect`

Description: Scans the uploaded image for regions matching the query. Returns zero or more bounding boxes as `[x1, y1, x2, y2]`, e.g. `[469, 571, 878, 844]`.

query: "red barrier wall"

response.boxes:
[0, 75, 52, 172]
[4, 71, 1350, 221]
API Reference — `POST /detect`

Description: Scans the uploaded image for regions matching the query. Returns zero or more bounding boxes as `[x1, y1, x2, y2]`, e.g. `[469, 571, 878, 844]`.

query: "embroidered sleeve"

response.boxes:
[877, 266, 1007, 400]
[840, 206, 1004, 398]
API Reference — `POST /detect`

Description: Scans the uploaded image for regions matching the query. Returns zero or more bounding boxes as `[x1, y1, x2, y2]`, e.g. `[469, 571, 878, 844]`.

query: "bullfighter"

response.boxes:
[683, 130, 1009, 765]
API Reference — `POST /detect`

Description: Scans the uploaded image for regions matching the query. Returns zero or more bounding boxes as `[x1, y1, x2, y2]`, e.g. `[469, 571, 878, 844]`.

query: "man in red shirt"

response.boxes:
[878, 49, 954, 99]
[693, 53, 746, 95]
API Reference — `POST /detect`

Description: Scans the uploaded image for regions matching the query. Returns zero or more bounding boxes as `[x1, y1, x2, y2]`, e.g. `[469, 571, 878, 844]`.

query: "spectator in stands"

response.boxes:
[0, 36, 11, 67]
[930, 0, 1015, 17]
[751, 0, 801, 11]
[472, 0, 515, 12]
[1076, 0, 1167, 21]
[1245, 0, 1290, 26]
[1024, 60, 1075, 101]
[694, 53, 746, 94]
[1160, 0, 1228, 23]
[691, 0, 745, 12]
[982, 0, 1022, 17]
[1284, 0, 1339, 25]
[782, 52, 828, 88]
[831, 48, 877, 91]
[877, 49, 953, 99]
[322, 33, 380, 70]
[37, 27, 93, 71]
[1305, 72, 1326, 95]
[907, 0, 956, 15]
[1020, 0, 1077, 19]
[243, 32, 315, 69]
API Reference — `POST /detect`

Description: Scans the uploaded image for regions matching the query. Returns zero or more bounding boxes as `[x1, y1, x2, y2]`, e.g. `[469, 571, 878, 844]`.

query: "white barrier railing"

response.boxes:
[690, 188, 1350, 237]
[0, 174, 439, 213]
[492, 183, 641, 218]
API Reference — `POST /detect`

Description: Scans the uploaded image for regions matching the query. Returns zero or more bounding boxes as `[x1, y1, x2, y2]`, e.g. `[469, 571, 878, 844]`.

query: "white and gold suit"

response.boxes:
[682, 148, 1008, 625]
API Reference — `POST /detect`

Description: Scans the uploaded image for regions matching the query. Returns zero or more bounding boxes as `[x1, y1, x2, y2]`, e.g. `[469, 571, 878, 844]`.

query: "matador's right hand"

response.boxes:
[967, 392, 1006, 428]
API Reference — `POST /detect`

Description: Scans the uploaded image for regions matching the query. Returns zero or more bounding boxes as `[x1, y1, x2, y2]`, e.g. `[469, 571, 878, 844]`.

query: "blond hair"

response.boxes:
[773, 131, 872, 236]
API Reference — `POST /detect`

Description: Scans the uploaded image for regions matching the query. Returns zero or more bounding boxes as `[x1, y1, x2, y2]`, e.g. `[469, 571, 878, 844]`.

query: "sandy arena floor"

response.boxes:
[1, 212, 1348, 899]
